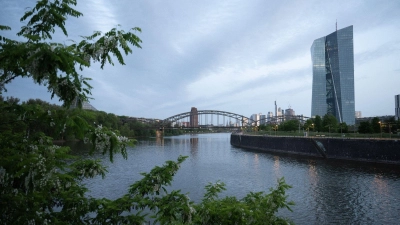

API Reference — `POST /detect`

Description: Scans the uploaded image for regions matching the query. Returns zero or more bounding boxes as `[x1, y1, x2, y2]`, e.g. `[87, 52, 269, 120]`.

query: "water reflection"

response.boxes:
[190, 137, 198, 156]
[273, 156, 281, 178]
[155, 136, 164, 146]
[72, 133, 400, 224]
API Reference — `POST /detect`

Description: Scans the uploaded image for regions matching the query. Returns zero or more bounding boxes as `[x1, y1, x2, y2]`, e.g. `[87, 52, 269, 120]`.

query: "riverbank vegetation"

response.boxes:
[255, 115, 400, 139]
[0, 1, 294, 224]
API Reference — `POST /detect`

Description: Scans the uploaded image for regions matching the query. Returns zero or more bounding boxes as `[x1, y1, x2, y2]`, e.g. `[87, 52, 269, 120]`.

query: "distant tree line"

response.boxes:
[0, 96, 165, 140]
[358, 116, 399, 134]
[258, 114, 399, 134]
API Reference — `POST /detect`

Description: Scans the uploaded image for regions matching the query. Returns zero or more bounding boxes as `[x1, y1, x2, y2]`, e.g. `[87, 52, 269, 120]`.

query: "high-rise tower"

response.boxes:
[395, 94, 400, 120]
[311, 25, 355, 125]
[190, 107, 198, 127]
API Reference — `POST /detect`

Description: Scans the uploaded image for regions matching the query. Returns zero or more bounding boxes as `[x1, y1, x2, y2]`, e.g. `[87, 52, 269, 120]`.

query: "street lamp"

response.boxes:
[328, 125, 330, 137]
[311, 123, 314, 136]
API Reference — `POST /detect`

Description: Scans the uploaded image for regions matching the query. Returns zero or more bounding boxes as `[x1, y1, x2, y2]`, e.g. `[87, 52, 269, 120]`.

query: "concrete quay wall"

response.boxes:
[230, 134, 400, 165]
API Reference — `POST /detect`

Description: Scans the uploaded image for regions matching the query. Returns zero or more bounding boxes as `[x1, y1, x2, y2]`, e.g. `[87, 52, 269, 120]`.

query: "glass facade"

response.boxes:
[395, 94, 400, 120]
[311, 25, 355, 125]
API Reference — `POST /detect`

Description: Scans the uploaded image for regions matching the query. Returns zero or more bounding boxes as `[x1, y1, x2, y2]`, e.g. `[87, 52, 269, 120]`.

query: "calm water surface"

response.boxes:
[73, 133, 400, 224]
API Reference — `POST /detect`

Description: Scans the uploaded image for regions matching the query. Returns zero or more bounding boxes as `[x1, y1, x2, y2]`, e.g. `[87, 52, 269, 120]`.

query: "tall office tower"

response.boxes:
[190, 107, 198, 127]
[311, 25, 355, 125]
[395, 94, 400, 120]
[267, 112, 274, 123]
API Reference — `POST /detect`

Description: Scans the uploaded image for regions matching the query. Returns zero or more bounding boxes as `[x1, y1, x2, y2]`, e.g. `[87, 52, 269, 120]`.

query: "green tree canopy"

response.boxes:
[304, 118, 314, 131]
[314, 115, 323, 132]
[280, 119, 300, 132]
[322, 114, 338, 132]
[358, 121, 372, 134]
[371, 117, 381, 133]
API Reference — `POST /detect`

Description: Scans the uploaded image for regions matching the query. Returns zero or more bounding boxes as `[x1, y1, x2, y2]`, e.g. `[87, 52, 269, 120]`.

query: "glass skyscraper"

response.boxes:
[311, 25, 355, 125]
[395, 94, 400, 120]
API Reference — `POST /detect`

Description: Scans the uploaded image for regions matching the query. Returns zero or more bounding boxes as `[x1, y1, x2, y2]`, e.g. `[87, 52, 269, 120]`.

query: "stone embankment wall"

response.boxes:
[231, 134, 400, 165]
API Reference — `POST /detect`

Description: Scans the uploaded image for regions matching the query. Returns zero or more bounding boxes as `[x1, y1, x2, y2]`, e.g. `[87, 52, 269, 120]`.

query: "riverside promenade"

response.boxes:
[231, 133, 400, 165]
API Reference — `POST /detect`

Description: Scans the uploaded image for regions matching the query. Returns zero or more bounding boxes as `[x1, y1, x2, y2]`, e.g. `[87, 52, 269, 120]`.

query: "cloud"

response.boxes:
[80, 0, 119, 33]
[1, 0, 399, 119]
[185, 54, 310, 101]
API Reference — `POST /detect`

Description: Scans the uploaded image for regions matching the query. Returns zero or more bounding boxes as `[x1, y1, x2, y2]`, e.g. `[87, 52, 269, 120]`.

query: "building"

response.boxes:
[355, 111, 362, 118]
[311, 25, 355, 125]
[189, 107, 198, 127]
[267, 111, 274, 123]
[285, 108, 295, 117]
[242, 117, 249, 126]
[396, 94, 400, 120]
[250, 113, 260, 126]
[260, 115, 266, 125]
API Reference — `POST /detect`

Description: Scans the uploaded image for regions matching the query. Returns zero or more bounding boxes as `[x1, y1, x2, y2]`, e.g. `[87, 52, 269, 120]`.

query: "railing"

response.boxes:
[239, 130, 400, 140]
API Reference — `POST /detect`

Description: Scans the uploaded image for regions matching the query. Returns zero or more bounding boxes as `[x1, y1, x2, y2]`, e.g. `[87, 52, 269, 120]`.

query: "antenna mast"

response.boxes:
[336, 19, 337, 31]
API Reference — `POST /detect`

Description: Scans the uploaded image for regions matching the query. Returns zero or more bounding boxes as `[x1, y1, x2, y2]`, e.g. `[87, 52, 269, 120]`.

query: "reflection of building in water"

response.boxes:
[373, 174, 388, 195]
[156, 136, 164, 146]
[308, 160, 318, 185]
[253, 154, 259, 171]
[190, 137, 198, 156]
[273, 156, 281, 178]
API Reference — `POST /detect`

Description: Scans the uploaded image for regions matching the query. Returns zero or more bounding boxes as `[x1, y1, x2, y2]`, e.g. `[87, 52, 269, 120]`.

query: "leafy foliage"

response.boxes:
[194, 178, 294, 225]
[0, 0, 142, 107]
[322, 114, 338, 132]
[0, 1, 294, 224]
[314, 115, 322, 132]
[279, 120, 300, 132]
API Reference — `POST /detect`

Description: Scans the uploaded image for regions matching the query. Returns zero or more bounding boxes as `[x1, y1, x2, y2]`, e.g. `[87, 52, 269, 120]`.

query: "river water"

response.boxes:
[76, 133, 400, 224]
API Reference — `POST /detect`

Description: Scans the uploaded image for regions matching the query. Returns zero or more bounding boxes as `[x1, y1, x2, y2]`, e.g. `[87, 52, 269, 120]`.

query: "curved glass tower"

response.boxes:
[311, 25, 355, 125]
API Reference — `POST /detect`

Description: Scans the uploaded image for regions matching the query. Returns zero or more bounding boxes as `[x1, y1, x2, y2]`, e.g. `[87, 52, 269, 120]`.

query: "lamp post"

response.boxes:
[378, 121, 382, 138]
[311, 123, 314, 136]
[329, 125, 330, 137]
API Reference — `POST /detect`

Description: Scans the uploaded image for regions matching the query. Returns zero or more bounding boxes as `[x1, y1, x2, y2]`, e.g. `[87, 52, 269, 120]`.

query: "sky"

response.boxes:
[1, 0, 399, 120]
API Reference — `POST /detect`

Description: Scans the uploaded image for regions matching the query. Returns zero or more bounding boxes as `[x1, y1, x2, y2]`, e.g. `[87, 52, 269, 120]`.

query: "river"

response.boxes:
[73, 133, 400, 224]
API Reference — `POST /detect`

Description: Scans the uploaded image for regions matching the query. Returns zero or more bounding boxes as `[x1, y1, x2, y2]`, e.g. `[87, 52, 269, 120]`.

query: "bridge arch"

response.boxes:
[161, 110, 251, 127]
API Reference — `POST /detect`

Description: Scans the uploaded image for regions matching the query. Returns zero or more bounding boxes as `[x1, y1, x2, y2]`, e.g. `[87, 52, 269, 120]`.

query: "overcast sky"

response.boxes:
[1, 0, 399, 119]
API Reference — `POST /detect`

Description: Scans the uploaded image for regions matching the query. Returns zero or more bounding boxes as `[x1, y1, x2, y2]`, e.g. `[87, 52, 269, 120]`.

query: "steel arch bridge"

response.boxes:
[161, 110, 251, 127]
